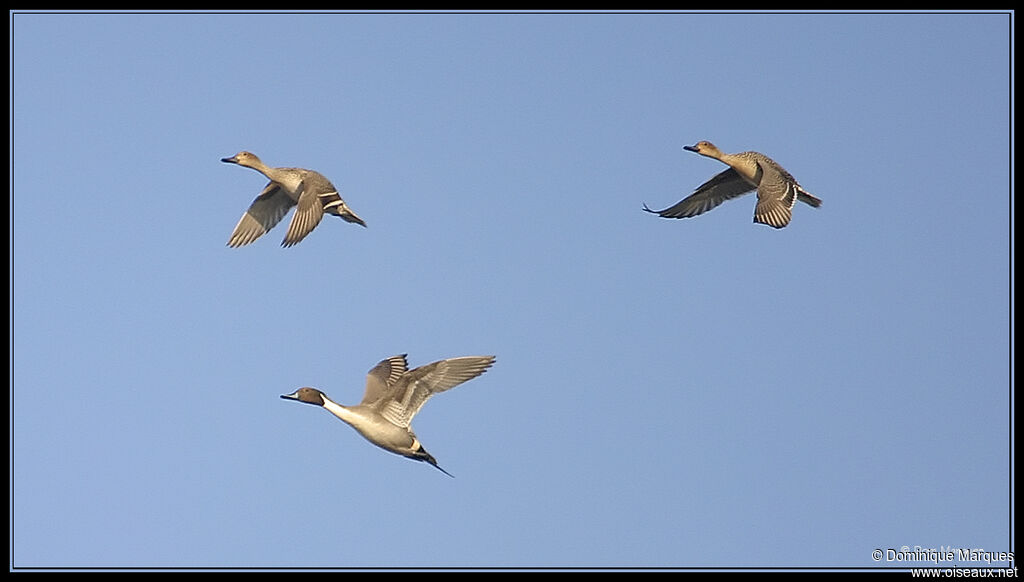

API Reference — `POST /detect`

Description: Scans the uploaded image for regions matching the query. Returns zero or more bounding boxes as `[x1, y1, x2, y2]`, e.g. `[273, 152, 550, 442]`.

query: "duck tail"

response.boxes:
[414, 444, 454, 478]
[319, 193, 367, 227]
[795, 186, 822, 208]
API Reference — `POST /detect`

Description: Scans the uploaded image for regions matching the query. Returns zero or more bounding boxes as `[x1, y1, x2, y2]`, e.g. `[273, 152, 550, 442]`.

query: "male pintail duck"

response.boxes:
[643, 141, 822, 228]
[281, 354, 496, 477]
[221, 151, 365, 247]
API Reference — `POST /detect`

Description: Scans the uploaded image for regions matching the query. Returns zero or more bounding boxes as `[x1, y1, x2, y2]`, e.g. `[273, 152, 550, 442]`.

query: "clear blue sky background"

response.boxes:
[11, 11, 1013, 570]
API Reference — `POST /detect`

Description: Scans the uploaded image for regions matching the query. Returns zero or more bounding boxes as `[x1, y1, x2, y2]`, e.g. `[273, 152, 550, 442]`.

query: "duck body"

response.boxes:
[221, 151, 365, 248]
[644, 141, 821, 229]
[320, 400, 419, 454]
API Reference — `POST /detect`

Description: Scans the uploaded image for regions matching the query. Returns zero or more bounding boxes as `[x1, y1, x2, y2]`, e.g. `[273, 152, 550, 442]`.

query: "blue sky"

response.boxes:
[11, 11, 1013, 570]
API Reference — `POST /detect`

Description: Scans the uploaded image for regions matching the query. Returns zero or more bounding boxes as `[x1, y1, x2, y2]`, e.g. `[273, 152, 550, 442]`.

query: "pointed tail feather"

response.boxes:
[796, 186, 822, 208]
[320, 193, 368, 227]
[425, 457, 455, 478]
[415, 445, 454, 478]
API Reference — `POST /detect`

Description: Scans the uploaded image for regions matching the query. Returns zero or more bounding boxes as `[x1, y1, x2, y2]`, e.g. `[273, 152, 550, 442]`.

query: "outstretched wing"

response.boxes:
[753, 161, 798, 229]
[377, 356, 496, 428]
[281, 181, 327, 247]
[360, 354, 410, 406]
[227, 182, 294, 248]
[643, 168, 755, 219]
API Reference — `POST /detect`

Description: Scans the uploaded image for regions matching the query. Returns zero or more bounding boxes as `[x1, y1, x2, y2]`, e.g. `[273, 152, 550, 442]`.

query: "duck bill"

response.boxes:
[221, 156, 239, 164]
[682, 144, 700, 153]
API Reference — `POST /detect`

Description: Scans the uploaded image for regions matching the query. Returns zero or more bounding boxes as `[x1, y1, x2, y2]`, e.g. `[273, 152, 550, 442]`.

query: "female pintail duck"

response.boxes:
[281, 354, 496, 477]
[221, 151, 366, 247]
[643, 141, 822, 229]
